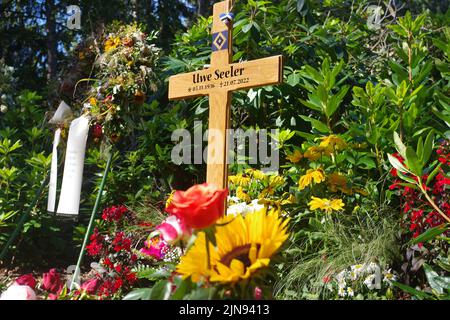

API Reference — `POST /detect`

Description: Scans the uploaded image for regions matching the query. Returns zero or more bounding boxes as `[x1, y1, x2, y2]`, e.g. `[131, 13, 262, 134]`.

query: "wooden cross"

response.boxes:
[168, 0, 283, 189]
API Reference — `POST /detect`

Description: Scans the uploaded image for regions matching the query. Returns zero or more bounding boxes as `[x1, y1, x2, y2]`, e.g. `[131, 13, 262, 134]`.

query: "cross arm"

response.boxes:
[168, 55, 283, 100]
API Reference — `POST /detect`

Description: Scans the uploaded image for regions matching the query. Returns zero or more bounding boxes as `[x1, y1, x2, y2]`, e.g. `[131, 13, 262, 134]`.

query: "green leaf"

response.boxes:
[150, 280, 172, 300]
[123, 288, 152, 300]
[387, 153, 409, 174]
[300, 115, 330, 133]
[393, 132, 407, 158]
[422, 131, 434, 164]
[397, 171, 416, 184]
[423, 264, 450, 295]
[296, 0, 305, 12]
[405, 146, 422, 176]
[392, 281, 433, 300]
[427, 163, 443, 186]
[410, 224, 449, 244]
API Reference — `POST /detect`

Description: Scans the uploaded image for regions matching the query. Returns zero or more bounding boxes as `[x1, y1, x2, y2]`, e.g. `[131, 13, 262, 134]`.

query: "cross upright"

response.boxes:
[168, 0, 283, 190]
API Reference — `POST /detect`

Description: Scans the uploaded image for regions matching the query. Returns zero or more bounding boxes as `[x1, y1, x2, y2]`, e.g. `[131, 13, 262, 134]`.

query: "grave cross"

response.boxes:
[168, 0, 283, 189]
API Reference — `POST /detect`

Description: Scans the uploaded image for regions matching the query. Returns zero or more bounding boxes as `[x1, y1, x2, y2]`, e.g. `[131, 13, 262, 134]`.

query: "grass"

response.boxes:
[275, 203, 400, 299]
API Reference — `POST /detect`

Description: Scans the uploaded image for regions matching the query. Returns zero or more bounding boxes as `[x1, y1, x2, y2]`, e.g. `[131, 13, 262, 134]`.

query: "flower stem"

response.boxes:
[418, 183, 450, 224]
[205, 236, 211, 270]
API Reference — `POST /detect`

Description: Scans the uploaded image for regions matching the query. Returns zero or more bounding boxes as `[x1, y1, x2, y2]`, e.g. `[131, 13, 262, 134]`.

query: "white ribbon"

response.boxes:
[47, 128, 61, 212]
[56, 115, 90, 216]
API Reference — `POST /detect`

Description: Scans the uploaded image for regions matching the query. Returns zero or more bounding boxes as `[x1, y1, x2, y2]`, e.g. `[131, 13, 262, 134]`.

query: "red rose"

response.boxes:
[15, 274, 36, 289]
[91, 124, 103, 139]
[165, 183, 228, 229]
[41, 269, 63, 294]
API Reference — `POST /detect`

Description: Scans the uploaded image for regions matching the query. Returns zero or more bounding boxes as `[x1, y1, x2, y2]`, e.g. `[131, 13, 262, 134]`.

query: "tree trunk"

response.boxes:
[197, 0, 210, 17]
[45, 0, 57, 83]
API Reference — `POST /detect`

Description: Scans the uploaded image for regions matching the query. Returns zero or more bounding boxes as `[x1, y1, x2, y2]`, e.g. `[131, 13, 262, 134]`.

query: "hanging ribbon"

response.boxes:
[56, 115, 90, 216]
[47, 128, 61, 212]
[47, 101, 73, 213]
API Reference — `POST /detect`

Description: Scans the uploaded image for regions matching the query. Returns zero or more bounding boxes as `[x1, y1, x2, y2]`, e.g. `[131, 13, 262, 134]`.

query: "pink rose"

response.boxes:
[165, 183, 228, 229]
[80, 278, 99, 294]
[157, 215, 191, 244]
[15, 274, 36, 289]
[0, 284, 36, 300]
[41, 268, 63, 294]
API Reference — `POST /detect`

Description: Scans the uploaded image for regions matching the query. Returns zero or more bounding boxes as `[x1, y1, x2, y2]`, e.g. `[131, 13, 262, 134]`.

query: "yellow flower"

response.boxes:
[281, 193, 296, 205]
[308, 196, 345, 214]
[319, 135, 347, 151]
[298, 168, 325, 190]
[269, 175, 285, 188]
[165, 190, 175, 208]
[236, 186, 251, 203]
[229, 174, 251, 187]
[304, 146, 331, 161]
[327, 172, 352, 194]
[176, 207, 290, 284]
[89, 97, 97, 107]
[104, 36, 121, 52]
[245, 169, 267, 181]
[286, 150, 303, 163]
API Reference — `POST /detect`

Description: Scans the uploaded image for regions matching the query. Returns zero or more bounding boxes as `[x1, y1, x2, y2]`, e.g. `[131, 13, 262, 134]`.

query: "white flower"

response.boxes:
[347, 287, 355, 297]
[227, 196, 241, 204]
[366, 262, 379, 273]
[338, 286, 347, 297]
[227, 202, 250, 216]
[0, 104, 7, 113]
[336, 270, 347, 284]
[0, 284, 36, 300]
[364, 274, 376, 290]
[349, 270, 358, 281]
[383, 269, 397, 284]
[247, 199, 265, 213]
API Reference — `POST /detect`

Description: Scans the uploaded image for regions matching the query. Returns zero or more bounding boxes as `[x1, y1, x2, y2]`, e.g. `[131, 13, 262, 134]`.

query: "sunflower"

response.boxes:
[176, 208, 290, 284]
[286, 150, 303, 163]
[308, 196, 345, 214]
[298, 168, 325, 190]
[319, 135, 347, 151]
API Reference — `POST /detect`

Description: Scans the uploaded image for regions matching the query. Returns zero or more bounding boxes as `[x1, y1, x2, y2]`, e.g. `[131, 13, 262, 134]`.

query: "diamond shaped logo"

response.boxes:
[212, 31, 228, 52]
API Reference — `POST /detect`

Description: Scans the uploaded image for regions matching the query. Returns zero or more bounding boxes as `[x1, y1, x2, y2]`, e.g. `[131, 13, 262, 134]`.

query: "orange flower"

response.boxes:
[166, 183, 228, 229]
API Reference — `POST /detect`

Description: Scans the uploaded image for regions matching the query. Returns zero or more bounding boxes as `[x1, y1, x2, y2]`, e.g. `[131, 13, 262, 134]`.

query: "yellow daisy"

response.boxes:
[236, 186, 251, 203]
[304, 146, 331, 161]
[245, 169, 267, 181]
[298, 168, 325, 190]
[308, 196, 345, 214]
[286, 150, 303, 163]
[176, 208, 290, 284]
[327, 172, 352, 194]
[319, 135, 347, 151]
[229, 174, 251, 187]
[104, 36, 121, 52]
